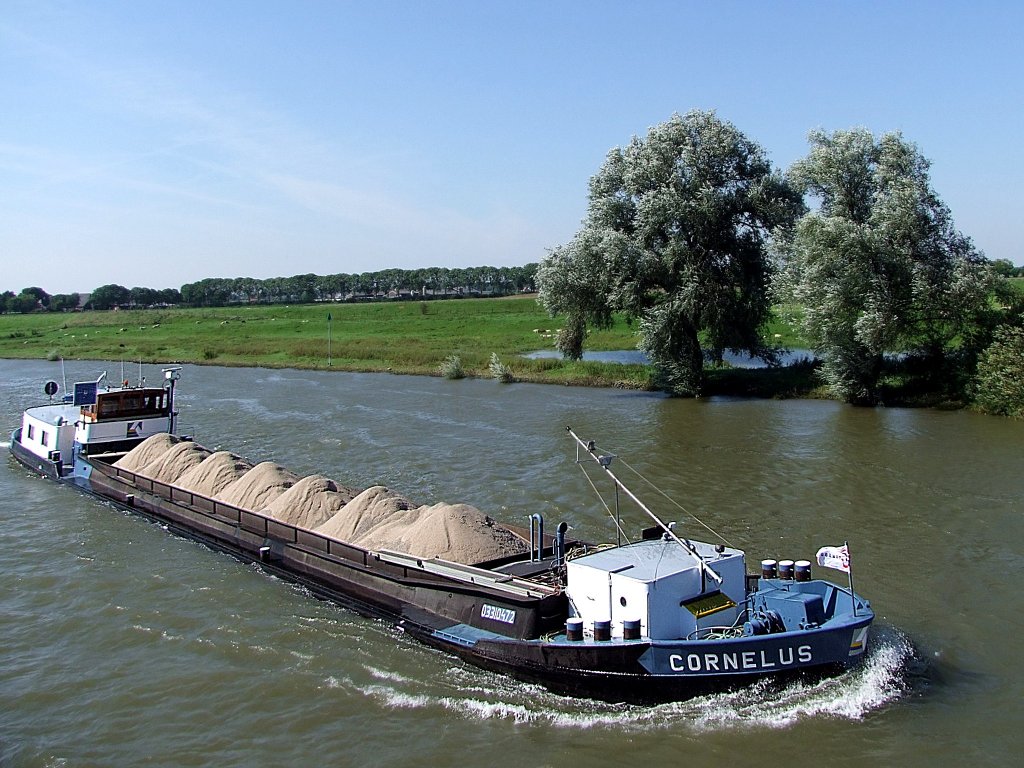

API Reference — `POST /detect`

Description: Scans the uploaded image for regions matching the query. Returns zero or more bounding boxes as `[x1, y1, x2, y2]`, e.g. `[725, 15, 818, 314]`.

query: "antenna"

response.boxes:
[566, 426, 722, 585]
[162, 367, 182, 434]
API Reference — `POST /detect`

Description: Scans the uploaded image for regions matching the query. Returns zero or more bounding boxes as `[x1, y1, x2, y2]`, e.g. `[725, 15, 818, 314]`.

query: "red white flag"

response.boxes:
[816, 544, 851, 573]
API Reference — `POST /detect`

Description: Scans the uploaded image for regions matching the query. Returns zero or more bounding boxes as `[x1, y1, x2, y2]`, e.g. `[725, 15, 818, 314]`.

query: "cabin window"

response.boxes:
[27, 423, 35, 440]
[92, 389, 166, 420]
[41, 430, 49, 447]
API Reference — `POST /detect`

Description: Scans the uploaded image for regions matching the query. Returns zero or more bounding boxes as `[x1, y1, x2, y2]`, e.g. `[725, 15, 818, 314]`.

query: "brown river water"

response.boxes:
[1, 359, 1022, 767]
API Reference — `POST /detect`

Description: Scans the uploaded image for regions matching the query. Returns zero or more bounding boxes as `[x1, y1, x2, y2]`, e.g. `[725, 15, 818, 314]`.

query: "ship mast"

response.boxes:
[567, 426, 722, 586]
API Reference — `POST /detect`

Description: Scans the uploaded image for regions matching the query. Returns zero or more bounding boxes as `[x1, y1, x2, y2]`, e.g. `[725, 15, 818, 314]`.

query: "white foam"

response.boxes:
[361, 684, 433, 709]
[688, 634, 912, 730]
[364, 665, 415, 684]
[321, 675, 356, 690]
[352, 628, 914, 731]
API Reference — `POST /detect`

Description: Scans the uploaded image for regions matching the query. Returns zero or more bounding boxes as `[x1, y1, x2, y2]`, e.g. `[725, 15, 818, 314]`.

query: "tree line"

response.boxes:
[179, 264, 537, 307]
[0, 264, 538, 313]
[0, 285, 185, 313]
[537, 110, 1024, 412]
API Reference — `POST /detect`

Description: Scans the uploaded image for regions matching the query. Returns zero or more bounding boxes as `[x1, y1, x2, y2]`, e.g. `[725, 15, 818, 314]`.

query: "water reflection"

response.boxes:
[522, 348, 816, 368]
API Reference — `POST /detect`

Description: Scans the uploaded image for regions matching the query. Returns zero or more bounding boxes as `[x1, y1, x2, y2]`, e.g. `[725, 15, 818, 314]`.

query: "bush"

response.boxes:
[973, 325, 1024, 417]
[439, 354, 465, 379]
[489, 352, 515, 383]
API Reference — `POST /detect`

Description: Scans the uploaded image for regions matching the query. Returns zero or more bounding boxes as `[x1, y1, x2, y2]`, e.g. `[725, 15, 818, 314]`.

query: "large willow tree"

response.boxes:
[537, 110, 802, 395]
[777, 129, 992, 405]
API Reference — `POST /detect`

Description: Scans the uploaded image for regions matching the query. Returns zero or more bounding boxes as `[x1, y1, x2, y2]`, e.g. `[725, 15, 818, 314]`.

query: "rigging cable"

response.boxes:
[575, 460, 633, 547]
[611, 452, 733, 548]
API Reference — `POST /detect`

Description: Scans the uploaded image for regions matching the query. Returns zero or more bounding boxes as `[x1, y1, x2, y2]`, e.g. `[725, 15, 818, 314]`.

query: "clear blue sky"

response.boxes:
[2, 0, 1021, 295]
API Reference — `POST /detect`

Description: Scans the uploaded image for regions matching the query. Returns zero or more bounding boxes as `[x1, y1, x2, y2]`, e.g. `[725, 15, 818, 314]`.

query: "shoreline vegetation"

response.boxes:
[0, 296, 824, 398]
[0, 293, 1014, 407]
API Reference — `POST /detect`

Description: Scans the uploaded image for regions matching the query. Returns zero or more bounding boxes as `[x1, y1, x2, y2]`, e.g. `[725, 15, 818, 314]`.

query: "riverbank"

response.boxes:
[0, 297, 821, 397]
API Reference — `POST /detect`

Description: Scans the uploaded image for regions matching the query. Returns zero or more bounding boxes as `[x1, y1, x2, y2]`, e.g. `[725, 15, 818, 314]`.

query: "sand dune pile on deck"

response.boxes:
[114, 439, 528, 564]
[139, 441, 212, 484]
[316, 486, 415, 541]
[175, 451, 254, 497]
[362, 502, 529, 564]
[262, 475, 358, 529]
[114, 433, 180, 472]
[215, 462, 299, 510]
[316, 486, 529, 564]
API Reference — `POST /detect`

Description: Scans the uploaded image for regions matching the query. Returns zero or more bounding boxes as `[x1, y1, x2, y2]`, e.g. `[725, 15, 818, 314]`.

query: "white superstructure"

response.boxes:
[566, 538, 746, 640]
[15, 368, 181, 470]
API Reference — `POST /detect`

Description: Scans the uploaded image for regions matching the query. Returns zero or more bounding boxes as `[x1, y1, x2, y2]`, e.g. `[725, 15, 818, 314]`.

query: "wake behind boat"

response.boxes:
[9, 368, 874, 703]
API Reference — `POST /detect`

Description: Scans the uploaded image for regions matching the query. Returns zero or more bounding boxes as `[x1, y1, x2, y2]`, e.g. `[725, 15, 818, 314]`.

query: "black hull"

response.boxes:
[9, 440, 872, 704]
[424, 634, 849, 703]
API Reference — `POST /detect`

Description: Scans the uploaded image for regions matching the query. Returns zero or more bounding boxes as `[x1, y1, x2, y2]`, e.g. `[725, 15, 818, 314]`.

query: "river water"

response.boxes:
[1, 359, 1021, 767]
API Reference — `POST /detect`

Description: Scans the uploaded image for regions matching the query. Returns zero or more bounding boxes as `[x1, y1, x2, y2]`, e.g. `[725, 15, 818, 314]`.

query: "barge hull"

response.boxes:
[10, 431, 875, 704]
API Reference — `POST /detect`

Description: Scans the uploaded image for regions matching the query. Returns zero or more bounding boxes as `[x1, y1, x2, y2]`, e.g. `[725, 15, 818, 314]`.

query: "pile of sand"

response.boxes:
[114, 433, 180, 472]
[261, 474, 359, 529]
[175, 451, 254, 497]
[215, 461, 299, 511]
[139, 441, 212, 484]
[363, 502, 529, 564]
[113, 437, 527, 565]
[315, 486, 528, 564]
[315, 486, 415, 542]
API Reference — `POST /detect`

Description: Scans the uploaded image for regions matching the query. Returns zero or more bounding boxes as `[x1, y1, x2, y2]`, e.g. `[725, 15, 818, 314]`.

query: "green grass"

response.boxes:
[0, 298, 645, 387]
[0, 296, 806, 393]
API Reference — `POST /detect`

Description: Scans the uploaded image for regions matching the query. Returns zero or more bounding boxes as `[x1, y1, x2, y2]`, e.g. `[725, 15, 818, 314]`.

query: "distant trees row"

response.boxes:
[2, 287, 84, 314]
[179, 265, 537, 307]
[0, 264, 538, 314]
[88, 285, 184, 310]
[0, 285, 183, 313]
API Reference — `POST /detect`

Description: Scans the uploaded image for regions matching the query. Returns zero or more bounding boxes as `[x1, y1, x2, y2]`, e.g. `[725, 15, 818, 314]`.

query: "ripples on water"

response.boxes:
[3, 360, 1022, 767]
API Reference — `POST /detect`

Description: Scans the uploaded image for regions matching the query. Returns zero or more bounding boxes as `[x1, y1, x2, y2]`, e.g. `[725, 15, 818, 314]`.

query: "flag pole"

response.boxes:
[327, 312, 333, 367]
[846, 539, 857, 617]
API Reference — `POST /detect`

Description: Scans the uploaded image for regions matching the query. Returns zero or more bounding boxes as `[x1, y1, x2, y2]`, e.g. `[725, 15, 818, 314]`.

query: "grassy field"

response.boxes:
[0, 296, 811, 394]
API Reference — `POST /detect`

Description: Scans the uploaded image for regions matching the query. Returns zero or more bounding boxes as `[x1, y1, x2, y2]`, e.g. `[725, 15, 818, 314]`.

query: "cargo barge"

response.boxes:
[10, 368, 874, 703]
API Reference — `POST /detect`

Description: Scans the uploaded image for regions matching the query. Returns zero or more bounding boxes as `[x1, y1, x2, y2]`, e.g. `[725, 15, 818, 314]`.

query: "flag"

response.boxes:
[816, 544, 850, 573]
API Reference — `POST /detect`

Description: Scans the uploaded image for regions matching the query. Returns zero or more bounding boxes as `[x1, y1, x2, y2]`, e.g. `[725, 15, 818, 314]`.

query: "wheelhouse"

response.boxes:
[80, 387, 170, 422]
